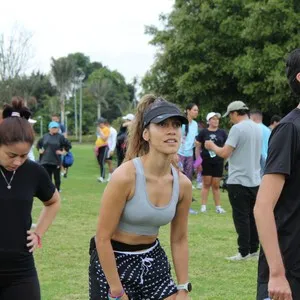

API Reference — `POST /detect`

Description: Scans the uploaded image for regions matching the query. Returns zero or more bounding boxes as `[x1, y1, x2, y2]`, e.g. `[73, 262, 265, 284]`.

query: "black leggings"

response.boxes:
[97, 146, 109, 178]
[0, 275, 40, 300]
[42, 164, 61, 191]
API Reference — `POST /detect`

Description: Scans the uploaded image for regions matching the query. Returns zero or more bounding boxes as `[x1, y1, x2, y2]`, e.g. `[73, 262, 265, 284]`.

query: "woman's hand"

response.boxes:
[120, 293, 129, 300]
[56, 150, 64, 155]
[176, 290, 189, 299]
[39, 148, 44, 154]
[26, 231, 41, 253]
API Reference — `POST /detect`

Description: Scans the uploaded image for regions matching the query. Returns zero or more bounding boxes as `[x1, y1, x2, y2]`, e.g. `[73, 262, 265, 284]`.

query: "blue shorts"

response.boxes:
[89, 240, 177, 299]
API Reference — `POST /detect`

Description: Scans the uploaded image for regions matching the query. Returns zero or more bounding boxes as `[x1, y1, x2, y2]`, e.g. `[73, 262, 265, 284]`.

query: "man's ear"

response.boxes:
[296, 72, 300, 83]
[142, 128, 149, 141]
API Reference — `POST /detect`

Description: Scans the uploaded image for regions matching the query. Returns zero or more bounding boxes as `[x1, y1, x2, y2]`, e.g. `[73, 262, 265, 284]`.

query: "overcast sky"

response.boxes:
[0, 0, 174, 83]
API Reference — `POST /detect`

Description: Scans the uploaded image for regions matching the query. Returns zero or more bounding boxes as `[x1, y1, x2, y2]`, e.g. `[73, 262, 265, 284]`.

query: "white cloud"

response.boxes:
[0, 0, 174, 82]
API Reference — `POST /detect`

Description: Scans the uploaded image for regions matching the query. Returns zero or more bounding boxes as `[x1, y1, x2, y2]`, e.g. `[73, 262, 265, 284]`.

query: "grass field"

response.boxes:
[32, 144, 258, 300]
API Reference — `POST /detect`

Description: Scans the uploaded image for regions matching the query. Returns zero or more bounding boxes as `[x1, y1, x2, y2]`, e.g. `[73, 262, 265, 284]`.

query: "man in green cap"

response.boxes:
[205, 100, 262, 261]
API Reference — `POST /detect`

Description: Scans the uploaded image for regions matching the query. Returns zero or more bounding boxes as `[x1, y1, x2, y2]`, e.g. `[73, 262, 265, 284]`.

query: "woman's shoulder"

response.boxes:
[110, 160, 136, 185]
[178, 171, 192, 189]
[21, 159, 45, 174]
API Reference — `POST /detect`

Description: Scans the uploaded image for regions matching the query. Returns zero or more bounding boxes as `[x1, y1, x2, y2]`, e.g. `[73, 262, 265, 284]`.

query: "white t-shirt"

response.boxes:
[107, 126, 117, 152]
[28, 145, 35, 161]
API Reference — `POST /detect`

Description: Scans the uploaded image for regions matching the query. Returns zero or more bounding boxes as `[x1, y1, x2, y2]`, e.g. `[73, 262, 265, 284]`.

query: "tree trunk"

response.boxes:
[97, 102, 101, 119]
[60, 93, 65, 125]
[74, 90, 78, 139]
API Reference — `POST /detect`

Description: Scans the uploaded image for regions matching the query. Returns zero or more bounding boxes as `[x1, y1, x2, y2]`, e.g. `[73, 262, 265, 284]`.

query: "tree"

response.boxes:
[0, 25, 33, 81]
[51, 56, 76, 124]
[87, 67, 131, 121]
[89, 76, 112, 118]
[143, 0, 300, 119]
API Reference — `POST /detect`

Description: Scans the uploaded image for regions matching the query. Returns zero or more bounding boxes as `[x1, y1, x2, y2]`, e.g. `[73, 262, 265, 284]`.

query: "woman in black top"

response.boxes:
[0, 98, 60, 300]
[37, 121, 71, 191]
[196, 112, 227, 213]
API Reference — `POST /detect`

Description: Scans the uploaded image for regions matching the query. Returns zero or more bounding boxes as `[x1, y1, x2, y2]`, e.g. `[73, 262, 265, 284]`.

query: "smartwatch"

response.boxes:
[177, 282, 192, 292]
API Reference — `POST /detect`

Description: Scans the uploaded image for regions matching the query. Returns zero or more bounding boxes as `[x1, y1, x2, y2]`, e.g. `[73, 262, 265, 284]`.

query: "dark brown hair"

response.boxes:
[0, 97, 34, 146]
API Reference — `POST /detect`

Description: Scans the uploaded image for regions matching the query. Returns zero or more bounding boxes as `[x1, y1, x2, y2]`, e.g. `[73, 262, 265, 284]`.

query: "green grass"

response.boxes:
[32, 144, 258, 300]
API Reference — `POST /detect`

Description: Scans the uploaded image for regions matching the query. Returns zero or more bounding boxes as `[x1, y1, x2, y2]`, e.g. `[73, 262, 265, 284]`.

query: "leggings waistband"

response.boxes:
[89, 237, 157, 255]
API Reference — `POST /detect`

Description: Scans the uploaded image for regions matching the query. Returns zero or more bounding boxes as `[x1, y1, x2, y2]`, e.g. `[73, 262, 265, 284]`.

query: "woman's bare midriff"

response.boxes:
[112, 230, 158, 250]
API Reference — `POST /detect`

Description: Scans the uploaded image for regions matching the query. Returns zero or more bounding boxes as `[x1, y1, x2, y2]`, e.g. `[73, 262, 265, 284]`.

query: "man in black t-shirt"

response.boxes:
[254, 49, 300, 300]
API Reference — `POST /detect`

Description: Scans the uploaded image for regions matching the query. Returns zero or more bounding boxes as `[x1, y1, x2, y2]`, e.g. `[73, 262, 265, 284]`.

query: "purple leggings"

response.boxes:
[178, 155, 194, 181]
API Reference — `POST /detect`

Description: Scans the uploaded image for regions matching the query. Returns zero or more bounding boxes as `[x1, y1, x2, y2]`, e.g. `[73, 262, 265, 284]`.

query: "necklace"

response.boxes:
[0, 168, 16, 189]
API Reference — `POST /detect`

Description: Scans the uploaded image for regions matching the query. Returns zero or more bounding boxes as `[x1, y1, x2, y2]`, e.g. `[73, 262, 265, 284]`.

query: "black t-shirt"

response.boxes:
[196, 128, 228, 162]
[258, 108, 300, 282]
[0, 160, 55, 277]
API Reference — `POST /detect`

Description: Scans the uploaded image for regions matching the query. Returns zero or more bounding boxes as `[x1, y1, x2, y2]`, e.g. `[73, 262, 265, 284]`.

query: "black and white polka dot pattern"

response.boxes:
[89, 240, 177, 299]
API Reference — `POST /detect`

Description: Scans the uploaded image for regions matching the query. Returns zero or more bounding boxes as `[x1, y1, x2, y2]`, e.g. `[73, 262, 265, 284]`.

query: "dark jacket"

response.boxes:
[37, 133, 71, 166]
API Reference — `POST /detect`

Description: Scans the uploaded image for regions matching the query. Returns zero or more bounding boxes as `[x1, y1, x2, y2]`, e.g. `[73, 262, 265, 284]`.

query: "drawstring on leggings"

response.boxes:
[140, 257, 154, 284]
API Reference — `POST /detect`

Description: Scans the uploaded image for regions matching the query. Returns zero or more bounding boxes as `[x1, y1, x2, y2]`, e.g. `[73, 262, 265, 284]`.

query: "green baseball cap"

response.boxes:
[223, 101, 249, 117]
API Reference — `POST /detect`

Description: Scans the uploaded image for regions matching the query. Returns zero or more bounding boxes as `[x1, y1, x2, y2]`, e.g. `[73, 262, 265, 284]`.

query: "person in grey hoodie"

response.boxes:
[37, 121, 71, 191]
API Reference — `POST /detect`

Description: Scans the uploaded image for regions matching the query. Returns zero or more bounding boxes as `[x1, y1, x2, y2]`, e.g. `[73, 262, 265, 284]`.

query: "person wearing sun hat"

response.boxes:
[205, 100, 262, 261]
[195, 112, 227, 214]
[89, 95, 192, 299]
[116, 113, 135, 166]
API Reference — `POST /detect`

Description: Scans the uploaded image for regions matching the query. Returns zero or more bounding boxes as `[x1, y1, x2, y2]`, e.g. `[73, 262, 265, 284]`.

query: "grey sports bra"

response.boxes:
[117, 157, 180, 236]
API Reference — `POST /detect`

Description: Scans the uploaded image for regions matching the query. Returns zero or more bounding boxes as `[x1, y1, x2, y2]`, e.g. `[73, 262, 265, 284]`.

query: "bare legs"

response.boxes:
[201, 176, 224, 212]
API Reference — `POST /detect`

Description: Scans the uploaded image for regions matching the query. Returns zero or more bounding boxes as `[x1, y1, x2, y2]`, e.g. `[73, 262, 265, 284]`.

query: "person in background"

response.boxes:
[116, 113, 135, 166]
[37, 121, 71, 192]
[250, 110, 271, 176]
[0, 98, 60, 300]
[95, 118, 110, 182]
[51, 114, 66, 138]
[205, 101, 261, 261]
[269, 114, 281, 130]
[89, 95, 192, 300]
[196, 112, 227, 213]
[28, 118, 37, 161]
[105, 120, 117, 182]
[254, 48, 300, 300]
[178, 103, 199, 215]
[195, 120, 205, 189]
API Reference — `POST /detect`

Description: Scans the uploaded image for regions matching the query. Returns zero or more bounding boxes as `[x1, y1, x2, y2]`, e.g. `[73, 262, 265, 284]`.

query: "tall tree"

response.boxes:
[51, 56, 76, 124]
[143, 0, 300, 118]
[0, 25, 33, 81]
[87, 67, 131, 121]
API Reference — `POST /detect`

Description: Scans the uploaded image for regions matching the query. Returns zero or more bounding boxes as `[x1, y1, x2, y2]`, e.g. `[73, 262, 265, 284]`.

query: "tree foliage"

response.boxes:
[87, 67, 132, 121]
[143, 0, 300, 119]
[51, 56, 76, 123]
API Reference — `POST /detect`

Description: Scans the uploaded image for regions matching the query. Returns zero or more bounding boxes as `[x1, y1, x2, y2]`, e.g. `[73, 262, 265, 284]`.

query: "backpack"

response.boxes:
[63, 151, 74, 167]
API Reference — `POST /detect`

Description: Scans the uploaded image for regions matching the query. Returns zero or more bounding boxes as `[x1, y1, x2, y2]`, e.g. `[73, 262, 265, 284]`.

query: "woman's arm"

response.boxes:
[171, 173, 192, 297]
[27, 190, 61, 252]
[98, 127, 110, 142]
[96, 162, 134, 296]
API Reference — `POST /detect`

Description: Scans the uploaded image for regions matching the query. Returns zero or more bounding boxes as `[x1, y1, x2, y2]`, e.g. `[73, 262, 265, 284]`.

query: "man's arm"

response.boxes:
[204, 141, 234, 159]
[254, 174, 292, 299]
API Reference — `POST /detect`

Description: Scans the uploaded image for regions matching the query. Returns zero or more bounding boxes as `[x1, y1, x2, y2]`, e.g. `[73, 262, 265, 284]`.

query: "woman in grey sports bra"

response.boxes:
[89, 95, 193, 300]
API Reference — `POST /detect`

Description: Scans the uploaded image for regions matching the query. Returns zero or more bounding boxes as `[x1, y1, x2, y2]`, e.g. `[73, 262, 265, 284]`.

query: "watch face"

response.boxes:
[187, 282, 192, 292]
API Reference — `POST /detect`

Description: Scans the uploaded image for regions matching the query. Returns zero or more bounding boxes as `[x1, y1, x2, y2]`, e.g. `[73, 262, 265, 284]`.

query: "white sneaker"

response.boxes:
[189, 208, 198, 215]
[197, 182, 202, 189]
[249, 251, 259, 259]
[200, 206, 207, 213]
[97, 177, 105, 183]
[226, 253, 250, 261]
[216, 207, 226, 214]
